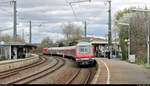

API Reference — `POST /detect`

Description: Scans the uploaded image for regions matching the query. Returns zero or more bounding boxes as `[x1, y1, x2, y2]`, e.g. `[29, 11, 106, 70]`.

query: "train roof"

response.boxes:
[43, 42, 91, 50]
[1, 42, 37, 48]
[47, 46, 76, 50]
[77, 42, 91, 46]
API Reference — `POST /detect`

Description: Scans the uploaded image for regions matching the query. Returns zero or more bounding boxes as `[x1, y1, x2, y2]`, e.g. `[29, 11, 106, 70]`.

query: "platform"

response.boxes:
[0, 54, 39, 72]
[91, 57, 150, 84]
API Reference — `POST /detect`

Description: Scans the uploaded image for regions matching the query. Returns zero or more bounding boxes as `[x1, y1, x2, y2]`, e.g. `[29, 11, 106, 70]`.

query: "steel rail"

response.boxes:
[0, 56, 47, 79]
[83, 69, 91, 84]
[66, 68, 81, 84]
[8, 57, 65, 84]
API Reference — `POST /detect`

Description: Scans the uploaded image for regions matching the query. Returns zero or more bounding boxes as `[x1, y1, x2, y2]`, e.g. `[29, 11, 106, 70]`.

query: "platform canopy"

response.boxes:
[0, 42, 37, 60]
[90, 41, 119, 45]
[4, 42, 37, 48]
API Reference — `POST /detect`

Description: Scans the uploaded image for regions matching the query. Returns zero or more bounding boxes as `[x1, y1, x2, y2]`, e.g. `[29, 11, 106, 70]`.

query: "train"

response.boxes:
[43, 42, 96, 66]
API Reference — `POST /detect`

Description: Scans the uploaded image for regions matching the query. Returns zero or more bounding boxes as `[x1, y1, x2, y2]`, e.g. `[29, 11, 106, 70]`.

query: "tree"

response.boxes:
[114, 7, 149, 61]
[0, 34, 25, 43]
[40, 37, 53, 48]
[61, 22, 84, 46]
[68, 37, 79, 46]
[62, 23, 74, 39]
[62, 23, 83, 40]
[16, 34, 26, 43]
[55, 39, 66, 47]
[36, 37, 53, 53]
[0, 34, 13, 42]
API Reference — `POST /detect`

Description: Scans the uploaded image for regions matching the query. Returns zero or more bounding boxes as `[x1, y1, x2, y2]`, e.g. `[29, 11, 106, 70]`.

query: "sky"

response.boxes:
[0, 0, 150, 43]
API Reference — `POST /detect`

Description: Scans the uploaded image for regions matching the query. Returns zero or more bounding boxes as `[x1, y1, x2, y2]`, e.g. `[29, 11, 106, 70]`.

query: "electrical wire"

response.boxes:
[0, 7, 12, 16]
[0, 1, 11, 7]
[69, 3, 79, 21]
[0, 1, 11, 4]
[0, 1, 12, 20]
[65, 0, 79, 21]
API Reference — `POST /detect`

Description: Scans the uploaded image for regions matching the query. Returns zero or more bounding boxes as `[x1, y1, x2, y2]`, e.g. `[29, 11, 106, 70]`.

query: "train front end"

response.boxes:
[76, 42, 95, 65]
[43, 48, 49, 55]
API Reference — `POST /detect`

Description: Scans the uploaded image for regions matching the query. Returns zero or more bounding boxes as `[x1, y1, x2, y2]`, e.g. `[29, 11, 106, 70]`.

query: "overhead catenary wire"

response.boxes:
[65, 0, 80, 21]
[69, 3, 79, 21]
[0, 0, 12, 16]
[0, 8, 13, 16]
[65, 0, 98, 24]
[0, 1, 12, 7]
[1, 0, 107, 42]
[0, 1, 11, 4]
[0, 27, 12, 31]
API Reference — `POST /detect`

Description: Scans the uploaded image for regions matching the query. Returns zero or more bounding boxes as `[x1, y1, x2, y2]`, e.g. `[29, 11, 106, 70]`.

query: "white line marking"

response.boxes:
[100, 60, 110, 84]
[91, 59, 101, 84]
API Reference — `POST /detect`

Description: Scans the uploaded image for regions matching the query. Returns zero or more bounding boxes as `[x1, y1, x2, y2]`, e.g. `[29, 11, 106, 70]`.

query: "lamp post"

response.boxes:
[124, 39, 128, 59]
[104, 0, 112, 58]
[118, 22, 130, 60]
[132, 9, 150, 67]
[11, 0, 17, 42]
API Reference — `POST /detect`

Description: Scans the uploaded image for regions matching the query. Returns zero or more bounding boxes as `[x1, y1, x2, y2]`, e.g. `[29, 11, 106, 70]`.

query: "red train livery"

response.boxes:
[43, 42, 95, 65]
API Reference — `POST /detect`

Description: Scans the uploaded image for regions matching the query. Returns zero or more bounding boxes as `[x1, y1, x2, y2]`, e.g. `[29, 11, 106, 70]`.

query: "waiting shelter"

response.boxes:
[0, 42, 37, 60]
[90, 41, 120, 58]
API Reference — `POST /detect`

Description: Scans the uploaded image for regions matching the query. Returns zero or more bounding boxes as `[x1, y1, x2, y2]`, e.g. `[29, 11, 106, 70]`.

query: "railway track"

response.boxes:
[66, 68, 92, 84]
[0, 56, 47, 79]
[8, 57, 66, 84]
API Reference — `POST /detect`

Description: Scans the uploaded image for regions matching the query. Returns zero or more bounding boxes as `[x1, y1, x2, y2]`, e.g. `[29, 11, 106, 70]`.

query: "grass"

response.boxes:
[127, 56, 150, 69]
[135, 57, 146, 65]
[143, 64, 150, 69]
[119, 55, 150, 69]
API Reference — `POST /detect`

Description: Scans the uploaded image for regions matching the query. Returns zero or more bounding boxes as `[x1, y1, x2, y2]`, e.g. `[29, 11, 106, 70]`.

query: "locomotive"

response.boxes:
[43, 42, 95, 65]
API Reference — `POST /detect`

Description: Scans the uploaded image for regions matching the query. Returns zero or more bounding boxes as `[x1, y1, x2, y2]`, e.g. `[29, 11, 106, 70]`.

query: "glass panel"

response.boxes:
[77, 45, 92, 56]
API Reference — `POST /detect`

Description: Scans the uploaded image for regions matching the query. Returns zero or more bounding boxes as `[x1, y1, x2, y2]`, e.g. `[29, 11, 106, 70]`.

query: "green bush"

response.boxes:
[135, 55, 147, 65]
[119, 32, 128, 60]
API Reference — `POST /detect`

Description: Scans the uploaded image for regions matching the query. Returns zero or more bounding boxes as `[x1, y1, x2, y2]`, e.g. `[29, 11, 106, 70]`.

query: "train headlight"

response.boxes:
[89, 58, 94, 60]
[76, 58, 81, 60]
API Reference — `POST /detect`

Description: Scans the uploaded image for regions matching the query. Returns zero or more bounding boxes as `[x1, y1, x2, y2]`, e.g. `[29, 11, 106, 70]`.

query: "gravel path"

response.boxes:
[30, 57, 76, 84]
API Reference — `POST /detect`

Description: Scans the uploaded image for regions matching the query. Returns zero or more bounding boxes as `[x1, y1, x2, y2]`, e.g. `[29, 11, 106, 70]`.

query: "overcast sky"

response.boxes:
[0, 0, 150, 43]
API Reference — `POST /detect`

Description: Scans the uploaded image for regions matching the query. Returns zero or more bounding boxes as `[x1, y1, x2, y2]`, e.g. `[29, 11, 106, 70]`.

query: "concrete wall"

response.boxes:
[0, 54, 39, 72]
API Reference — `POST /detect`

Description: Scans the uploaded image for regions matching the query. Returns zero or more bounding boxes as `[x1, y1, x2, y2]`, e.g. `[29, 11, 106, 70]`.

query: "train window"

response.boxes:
[80, 48, 84, 52]
[77, 45, 92, 55]
[84, 48, 89, 52]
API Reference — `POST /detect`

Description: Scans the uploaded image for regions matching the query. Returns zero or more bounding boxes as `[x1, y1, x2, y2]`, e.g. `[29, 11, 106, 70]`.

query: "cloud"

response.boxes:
[30, 32, 65, 43]
[0, 0, 150, 43]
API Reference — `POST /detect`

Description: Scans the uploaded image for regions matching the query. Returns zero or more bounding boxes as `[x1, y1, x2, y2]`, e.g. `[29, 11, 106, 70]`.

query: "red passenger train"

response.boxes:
[43, 42, 95, 65]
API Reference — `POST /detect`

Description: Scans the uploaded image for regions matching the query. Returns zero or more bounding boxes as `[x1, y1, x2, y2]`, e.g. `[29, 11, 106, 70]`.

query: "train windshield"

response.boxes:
[77, 45, 92, 55]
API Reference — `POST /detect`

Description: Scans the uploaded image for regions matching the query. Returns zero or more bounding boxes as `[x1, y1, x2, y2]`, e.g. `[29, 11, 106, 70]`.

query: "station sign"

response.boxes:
[129, 55, 135, 63]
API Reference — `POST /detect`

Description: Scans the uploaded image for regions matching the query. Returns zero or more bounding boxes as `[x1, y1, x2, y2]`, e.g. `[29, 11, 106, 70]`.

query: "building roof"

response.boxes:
[90, 41, 119, 45]
[1, 42, 37, 48]
[89, 37, 105, 42]
[77, 42, 91, 46]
